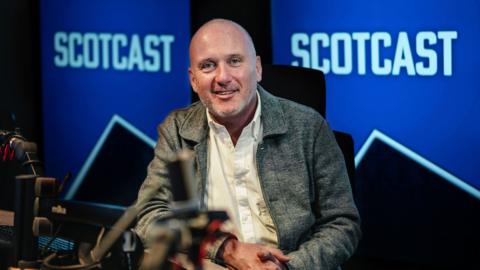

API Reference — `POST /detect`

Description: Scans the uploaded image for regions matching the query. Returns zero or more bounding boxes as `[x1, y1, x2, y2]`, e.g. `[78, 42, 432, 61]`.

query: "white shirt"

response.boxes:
[205, 92, 278, 246]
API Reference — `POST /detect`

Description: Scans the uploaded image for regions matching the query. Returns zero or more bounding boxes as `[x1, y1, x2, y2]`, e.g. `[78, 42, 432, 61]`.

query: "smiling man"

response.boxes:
[136, 19, 361, 270]
[188, 19, 260, 146]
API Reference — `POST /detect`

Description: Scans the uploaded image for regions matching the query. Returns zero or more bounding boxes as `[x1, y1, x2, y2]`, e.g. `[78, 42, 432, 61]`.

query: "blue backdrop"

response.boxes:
[40, 0, 191, 185]
[272, 0, 480, 190]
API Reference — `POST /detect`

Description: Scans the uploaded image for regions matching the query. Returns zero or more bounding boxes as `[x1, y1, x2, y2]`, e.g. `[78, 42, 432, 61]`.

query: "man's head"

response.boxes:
[189, 19, 262, 126]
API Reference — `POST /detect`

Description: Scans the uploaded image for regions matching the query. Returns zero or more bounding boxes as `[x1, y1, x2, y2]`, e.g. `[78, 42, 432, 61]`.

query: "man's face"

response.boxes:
[189, 23, 262, 123]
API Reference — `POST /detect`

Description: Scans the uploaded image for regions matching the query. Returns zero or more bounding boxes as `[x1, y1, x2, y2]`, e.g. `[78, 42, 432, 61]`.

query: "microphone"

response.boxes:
[167, 149, 197, 202]
[1, 129, 43, 176]
[85, 149, 198, 266]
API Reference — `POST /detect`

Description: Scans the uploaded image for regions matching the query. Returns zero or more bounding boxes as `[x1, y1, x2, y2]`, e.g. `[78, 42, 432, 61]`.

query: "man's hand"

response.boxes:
[219, 239, 290, 270]
[257, 249, 289, 269]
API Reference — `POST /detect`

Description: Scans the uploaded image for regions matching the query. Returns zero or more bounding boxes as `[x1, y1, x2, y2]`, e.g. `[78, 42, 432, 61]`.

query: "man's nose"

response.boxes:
[215, 63, 232, 86]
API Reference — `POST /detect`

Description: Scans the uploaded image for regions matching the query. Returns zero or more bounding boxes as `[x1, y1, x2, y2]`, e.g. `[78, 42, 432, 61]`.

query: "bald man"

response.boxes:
[135, 19, 361, 270]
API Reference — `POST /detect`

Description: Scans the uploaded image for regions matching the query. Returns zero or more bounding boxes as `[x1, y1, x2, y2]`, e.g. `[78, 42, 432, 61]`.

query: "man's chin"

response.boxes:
[210, 107, 241, 121]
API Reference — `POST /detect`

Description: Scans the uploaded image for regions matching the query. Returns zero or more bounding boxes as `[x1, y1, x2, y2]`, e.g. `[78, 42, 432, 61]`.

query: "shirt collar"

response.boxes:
[179, 85, 286, 143]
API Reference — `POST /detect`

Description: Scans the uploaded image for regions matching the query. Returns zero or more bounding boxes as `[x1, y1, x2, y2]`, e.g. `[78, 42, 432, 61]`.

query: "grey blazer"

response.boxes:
[135, 86, 361, 270]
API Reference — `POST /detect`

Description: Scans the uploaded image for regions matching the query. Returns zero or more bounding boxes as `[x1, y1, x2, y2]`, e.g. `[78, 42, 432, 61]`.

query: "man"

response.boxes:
[136, 19, 361, 270]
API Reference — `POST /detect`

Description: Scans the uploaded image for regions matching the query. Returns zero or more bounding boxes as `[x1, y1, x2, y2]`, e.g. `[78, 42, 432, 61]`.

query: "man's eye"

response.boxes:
[200, 62, 215, 71]
[229, 57, 242, 66]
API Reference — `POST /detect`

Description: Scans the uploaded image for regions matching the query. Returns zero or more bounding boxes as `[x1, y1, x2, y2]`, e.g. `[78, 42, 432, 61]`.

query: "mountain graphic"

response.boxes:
[353, 129, 480, 269]
[65, 114, 155, 206]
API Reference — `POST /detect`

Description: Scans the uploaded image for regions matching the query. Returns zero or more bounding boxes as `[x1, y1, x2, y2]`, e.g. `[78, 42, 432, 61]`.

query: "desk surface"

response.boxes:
[0, 210, 13, 226]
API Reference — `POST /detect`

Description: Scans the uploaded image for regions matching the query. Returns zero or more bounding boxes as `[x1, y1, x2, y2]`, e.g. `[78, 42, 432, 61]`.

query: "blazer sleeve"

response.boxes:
[134, 116, 179, 243]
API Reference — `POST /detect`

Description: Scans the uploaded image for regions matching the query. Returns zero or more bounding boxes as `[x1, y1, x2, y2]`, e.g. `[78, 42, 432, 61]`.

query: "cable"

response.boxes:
[42, 253, 99, 270]
[41, 227, 106, 269]
[57, 172, 72, 194]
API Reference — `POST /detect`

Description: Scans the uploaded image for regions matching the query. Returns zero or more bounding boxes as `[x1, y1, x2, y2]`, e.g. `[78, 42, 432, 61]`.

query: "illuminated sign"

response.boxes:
[290, 31, 457, 76]
[272, 0, 480, 189]
[41, 1, 190, 186]
[53, 32, 175, 72]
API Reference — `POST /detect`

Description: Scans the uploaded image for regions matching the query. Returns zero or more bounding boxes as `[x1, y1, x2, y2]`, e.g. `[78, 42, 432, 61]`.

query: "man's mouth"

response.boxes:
[212, 89, 238, 96]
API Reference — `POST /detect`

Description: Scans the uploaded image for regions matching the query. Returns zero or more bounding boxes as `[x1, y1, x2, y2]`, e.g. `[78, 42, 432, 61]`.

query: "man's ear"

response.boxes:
[255, 55, 262, 82]
[189, 67, 199, 93]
